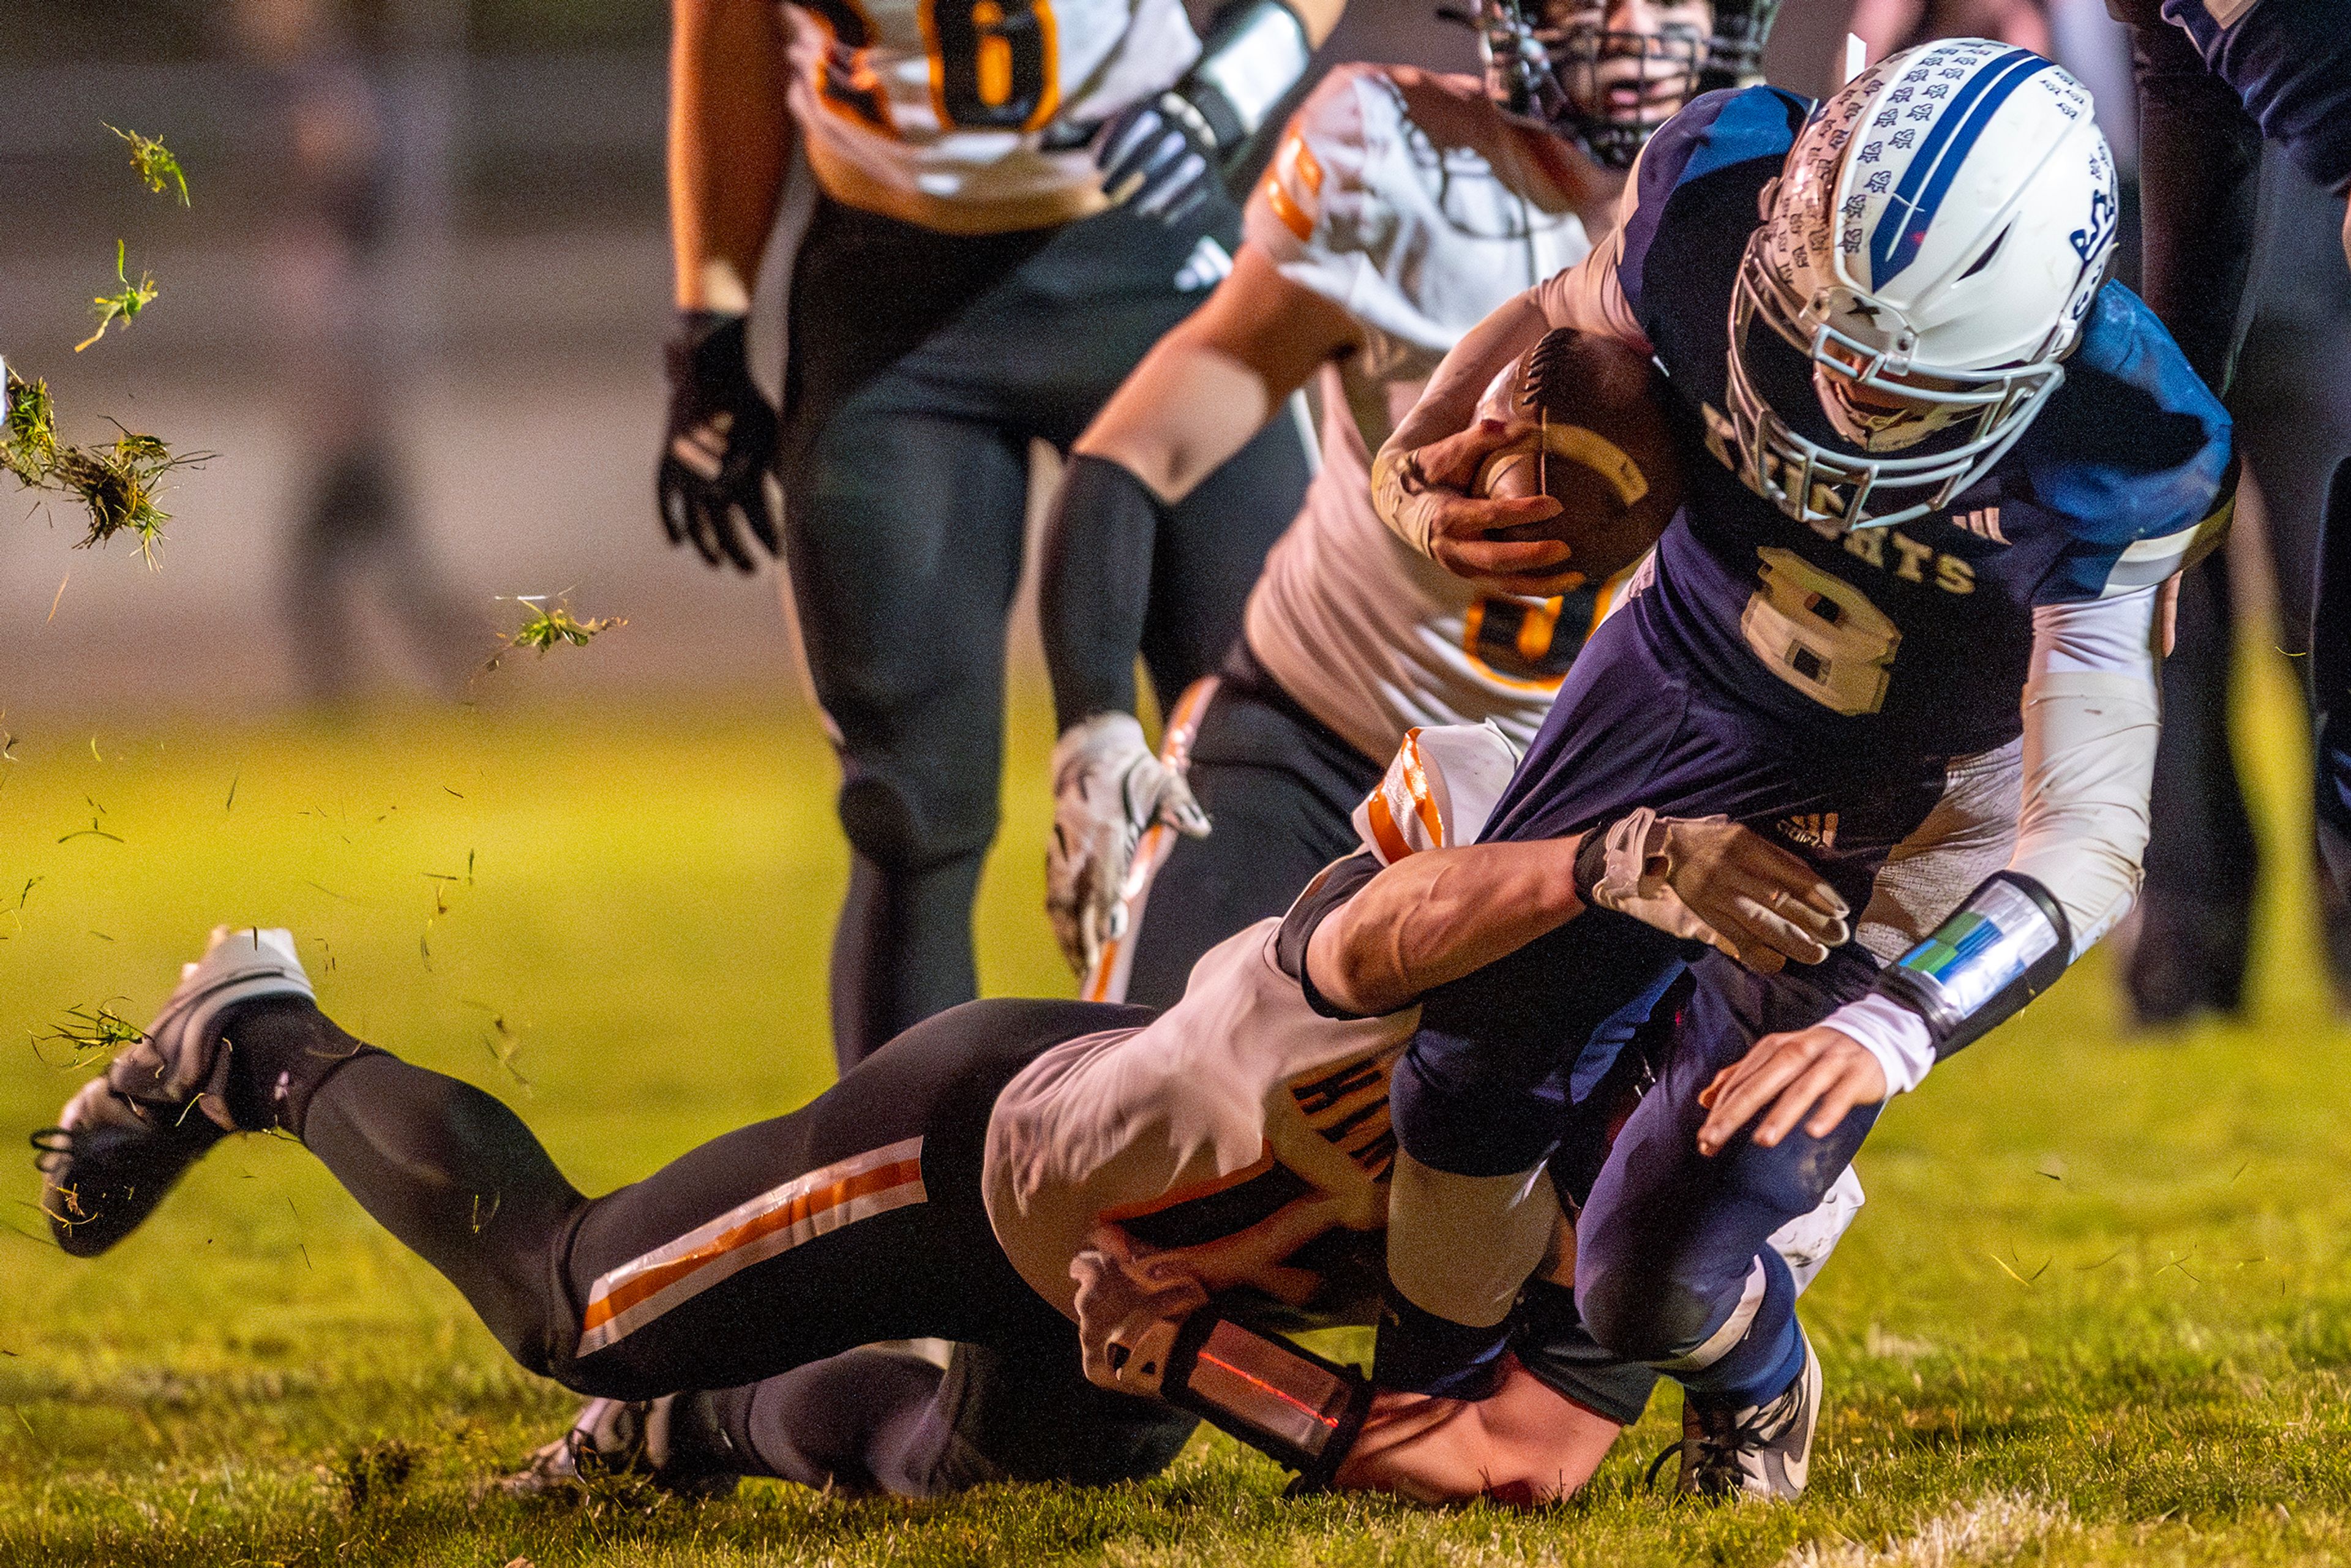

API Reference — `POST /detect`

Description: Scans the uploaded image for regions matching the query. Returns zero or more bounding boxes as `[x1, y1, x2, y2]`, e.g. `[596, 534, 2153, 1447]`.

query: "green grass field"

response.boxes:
[7, 658, 2351, 1567]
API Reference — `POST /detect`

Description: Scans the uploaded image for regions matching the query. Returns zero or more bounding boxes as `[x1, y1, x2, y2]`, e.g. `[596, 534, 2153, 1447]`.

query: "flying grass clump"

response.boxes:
[77, 241, 158, 353]
[53, 429, 204, 568]
[484, 595, 628, 673]
[107, 124, 190, 206]
[3, 370, 59, 486]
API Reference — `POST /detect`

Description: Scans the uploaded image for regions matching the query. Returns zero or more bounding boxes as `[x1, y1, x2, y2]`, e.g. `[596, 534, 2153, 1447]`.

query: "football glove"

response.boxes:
[1047, 711, 1211, 977]
[658, 310, 779, 574]
[1070, 1225, 1212, 1396]
[1094, 0, 1311, 225]
[1574, 809, 1850, 973]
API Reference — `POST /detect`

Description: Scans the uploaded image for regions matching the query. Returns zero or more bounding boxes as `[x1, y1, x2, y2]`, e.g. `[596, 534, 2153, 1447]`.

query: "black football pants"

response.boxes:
[227, 995, 1196, 1491]
[779, 193, 1311, 1071]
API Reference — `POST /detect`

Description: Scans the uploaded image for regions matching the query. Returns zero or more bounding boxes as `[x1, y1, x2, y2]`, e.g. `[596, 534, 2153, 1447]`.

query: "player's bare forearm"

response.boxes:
[669, 0, 791, 313]
[1335, 1362, 1621, 1506]
[1287, 0, 1346, 47]
[1074, 244, 1359, 502]
[1307, 838, 1584, 1016]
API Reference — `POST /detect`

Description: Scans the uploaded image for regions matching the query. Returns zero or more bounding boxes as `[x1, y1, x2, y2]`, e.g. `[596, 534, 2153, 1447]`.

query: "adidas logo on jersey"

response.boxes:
[1174, 236, 1232, 293]
[1776, 812, 1839, 852]
[1952, 506, 2006, 544]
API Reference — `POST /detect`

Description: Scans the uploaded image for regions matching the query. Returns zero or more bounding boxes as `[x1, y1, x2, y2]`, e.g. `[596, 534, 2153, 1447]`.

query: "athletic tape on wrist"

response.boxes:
[1187, 0, 1312, 144]
[1115, 1311, 1372, 1484]
[1873, 871, 2071, 1060]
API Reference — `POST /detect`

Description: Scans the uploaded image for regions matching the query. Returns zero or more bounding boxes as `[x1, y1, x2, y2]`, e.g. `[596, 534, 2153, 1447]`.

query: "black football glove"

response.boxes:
[1093, 0, 1311, 227]
[658, 310, 781, 574]
[1095, 92, 1223, 227]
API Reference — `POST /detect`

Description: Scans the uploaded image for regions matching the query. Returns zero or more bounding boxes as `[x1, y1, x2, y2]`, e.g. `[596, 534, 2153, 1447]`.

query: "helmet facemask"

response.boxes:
[1722, 244, 2068, 530]
[1477, 0, 1712, 169]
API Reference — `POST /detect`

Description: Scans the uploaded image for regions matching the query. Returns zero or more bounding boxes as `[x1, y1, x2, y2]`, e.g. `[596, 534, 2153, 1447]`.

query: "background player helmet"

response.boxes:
[1476, 0, 1720, 168]
[1722, 40, 2118, 529]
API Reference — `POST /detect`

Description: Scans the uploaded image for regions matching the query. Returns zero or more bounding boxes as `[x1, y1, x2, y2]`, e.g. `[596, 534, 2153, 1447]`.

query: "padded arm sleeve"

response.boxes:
[2012, 587, 2163, 955]
[1822, 587, 2161, 1086]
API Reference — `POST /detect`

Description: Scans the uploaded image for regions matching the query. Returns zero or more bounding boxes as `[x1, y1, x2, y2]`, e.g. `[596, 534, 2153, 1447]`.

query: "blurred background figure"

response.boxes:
[239, 0, 481, 703]
[2127, 153, 2351, 1026]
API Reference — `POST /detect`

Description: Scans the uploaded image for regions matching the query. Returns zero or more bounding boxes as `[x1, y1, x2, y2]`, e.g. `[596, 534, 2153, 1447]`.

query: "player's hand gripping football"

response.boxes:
[1695, 1024, 1888, 1157]
[658, 310, 781, 573]
[1577, 809, 1850, 974]
[1047, 712, 1211, 977]
[1373, 418, 1579, 596]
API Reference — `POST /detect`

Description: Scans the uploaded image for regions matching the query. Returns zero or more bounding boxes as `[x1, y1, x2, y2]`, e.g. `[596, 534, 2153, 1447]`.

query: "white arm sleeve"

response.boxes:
[2014, 586, 2164, 955]
[1820, 585, 2162, 1093]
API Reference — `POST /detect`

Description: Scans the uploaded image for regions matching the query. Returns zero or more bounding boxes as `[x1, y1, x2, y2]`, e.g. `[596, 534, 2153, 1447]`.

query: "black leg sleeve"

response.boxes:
[706, 1348, 959, 1496]
[297, 1053, 588, 1377]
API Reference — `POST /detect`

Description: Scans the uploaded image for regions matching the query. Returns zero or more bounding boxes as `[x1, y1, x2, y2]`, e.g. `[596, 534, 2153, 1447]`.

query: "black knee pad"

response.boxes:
[838, 771, 995, 872]
[1575, 1263, 1721, 1367]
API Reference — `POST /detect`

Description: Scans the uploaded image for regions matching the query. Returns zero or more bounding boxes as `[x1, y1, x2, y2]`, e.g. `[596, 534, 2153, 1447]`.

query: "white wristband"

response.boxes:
[1818, 992, 1937, 1097]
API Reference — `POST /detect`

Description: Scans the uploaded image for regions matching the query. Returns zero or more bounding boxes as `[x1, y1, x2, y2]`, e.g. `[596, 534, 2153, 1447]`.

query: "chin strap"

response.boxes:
[1112, 1311, 1374, 1488]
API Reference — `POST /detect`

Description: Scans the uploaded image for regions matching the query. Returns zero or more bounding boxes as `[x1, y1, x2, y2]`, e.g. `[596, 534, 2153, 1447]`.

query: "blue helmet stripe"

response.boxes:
[1867, 50, 2053, 285]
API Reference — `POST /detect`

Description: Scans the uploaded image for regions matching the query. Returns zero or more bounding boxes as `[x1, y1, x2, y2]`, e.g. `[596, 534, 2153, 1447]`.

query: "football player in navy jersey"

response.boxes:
[1367, 42, 2233, 1498]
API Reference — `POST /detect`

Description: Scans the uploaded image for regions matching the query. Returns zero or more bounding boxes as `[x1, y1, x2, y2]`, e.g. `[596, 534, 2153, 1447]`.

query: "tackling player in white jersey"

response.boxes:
[662, 0, 1339, 1071]
[36, 732, 1854, 1506]
[1037, 0, 1772, 1008]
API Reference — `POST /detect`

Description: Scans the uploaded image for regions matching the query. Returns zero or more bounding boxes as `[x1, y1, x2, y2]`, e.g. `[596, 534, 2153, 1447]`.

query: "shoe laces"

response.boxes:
[1681, 1378, 1803, 1493]
[29, 1127, 70, 1178]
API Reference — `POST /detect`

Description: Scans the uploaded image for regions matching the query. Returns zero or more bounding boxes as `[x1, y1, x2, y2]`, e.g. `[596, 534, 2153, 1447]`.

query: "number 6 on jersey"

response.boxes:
[1741, 547, 1900, 716]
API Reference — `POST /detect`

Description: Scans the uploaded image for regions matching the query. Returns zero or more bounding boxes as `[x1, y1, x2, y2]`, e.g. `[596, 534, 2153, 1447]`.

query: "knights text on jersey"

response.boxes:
[1591, 85, 2231, 757]
[1238, 64, 1599, 760]
[2155, 0, 2351, 193]
[783, 0, 1202, 232]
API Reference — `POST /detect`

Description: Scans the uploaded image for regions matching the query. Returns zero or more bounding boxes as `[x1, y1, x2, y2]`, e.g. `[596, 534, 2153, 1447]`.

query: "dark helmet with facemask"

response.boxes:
[1474, 0, 1779, 168]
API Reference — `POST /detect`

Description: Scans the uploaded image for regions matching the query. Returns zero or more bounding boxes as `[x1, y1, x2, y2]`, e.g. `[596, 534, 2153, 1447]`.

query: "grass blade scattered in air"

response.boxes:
[105, 124, 189, 206]
[75, 241, 158, 353]
[484, 595, 627, 673]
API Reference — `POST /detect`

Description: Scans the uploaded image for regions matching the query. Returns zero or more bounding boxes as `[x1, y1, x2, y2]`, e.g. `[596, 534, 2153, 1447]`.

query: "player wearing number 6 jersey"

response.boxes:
[665, 0, 1337, 1071]
[1364, 43, 2232, 1490]
[1038, 0, 1773, 1007]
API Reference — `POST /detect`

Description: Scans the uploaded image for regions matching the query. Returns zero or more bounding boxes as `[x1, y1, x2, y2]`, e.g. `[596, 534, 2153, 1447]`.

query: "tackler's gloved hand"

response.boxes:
[658, 310, 781, 574]
[1575, 809, 1850, 973]
[1070, 1225, 1210, 1395]
[1046, 712, 1211, 978]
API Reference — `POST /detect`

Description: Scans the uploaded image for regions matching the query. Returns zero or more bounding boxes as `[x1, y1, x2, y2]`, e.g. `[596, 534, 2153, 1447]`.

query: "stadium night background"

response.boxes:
[6, 1, 2351, 1564]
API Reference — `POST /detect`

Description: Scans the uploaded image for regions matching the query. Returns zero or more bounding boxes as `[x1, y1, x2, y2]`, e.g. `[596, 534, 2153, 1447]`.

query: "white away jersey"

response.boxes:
[784, 0, 1202, 233]
[983, 918, 1415, 1319]
[1237, 65, 1599, 760]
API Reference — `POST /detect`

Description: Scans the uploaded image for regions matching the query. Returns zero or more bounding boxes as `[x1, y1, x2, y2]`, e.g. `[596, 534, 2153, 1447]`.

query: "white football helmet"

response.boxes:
[1720, 40, 2118, 529]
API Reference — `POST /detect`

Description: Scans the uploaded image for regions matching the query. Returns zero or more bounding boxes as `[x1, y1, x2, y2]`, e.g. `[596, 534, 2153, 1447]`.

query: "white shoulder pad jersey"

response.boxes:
[1237, 64, 1602, 762]
[784, 0, 1202, 233]
[1350, 722, 1521, 863]
[981, 918, 1416, 1319]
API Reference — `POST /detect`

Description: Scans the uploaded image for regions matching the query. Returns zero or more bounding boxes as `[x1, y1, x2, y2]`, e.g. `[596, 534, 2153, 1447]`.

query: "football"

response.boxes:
[1473, 327, 1682, 588]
